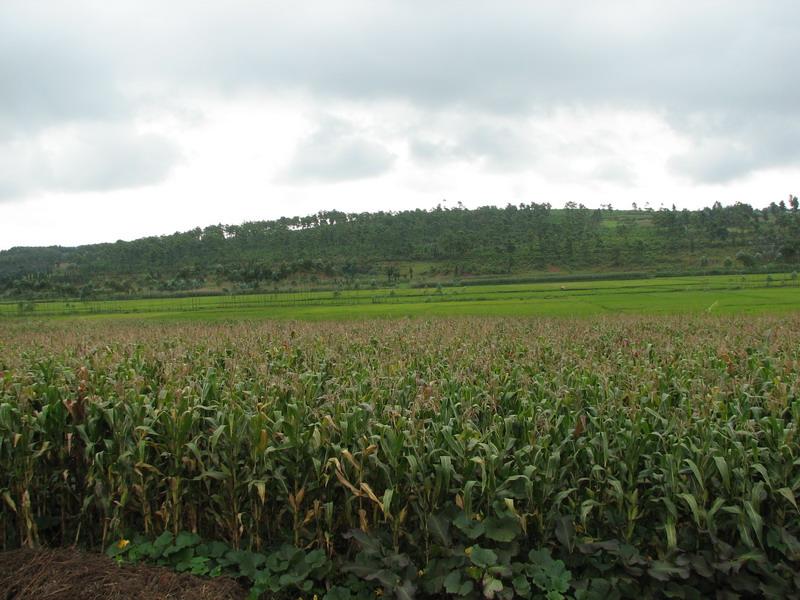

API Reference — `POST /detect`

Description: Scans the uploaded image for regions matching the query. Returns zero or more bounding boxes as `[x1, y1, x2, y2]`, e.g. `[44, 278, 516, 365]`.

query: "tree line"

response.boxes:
[1, 198, 799, 300]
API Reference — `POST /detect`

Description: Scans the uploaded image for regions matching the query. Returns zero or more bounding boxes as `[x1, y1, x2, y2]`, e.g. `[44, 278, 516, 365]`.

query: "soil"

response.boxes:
[0, 547, 248, 600]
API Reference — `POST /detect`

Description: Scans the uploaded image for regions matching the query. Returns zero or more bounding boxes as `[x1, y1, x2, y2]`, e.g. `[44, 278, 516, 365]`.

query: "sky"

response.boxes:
[1, 0, 799, 250]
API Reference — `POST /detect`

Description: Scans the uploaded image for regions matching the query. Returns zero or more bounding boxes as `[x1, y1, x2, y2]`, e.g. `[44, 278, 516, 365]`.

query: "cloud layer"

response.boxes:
[0, 0, 798, 242]
[280, 116, 395, 183]
[0, 126, 180, 199]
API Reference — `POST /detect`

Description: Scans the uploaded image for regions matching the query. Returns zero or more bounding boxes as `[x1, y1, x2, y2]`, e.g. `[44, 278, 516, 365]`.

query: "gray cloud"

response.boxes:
[669, 140, 756, 184]
[0, 126, 180, 200]
[590, 160, 637, 186]
[410, 122, 538, 172]
[669, 115, 800, 183]
[0, 5, 128, 137]
[409, 119, 638, 187]
[130, 1, 800, 117]
[0, 140, 35, 199]
[43, 128, 180, 192]
[408, 139, 460, 165]
[463, 124, 539, 170]
[1, 0, 799, 188]
[279, 116, 395, 183]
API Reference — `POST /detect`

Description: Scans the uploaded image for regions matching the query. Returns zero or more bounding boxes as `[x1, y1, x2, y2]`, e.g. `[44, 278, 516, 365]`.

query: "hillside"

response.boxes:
[2, 200, 799, 300]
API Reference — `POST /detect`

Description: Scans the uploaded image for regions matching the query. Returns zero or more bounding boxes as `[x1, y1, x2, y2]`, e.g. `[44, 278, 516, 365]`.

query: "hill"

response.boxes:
[2, 200, 799, 300]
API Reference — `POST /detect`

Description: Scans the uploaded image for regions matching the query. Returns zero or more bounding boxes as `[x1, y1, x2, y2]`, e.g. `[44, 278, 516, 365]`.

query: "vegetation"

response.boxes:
[0, 272, 797, 321]
[2, 315, 799, 597]
[2, 199, 800, 300]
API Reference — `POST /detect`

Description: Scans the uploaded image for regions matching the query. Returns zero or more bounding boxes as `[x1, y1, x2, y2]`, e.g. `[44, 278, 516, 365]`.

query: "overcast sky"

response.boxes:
[1, 0, 798, 249]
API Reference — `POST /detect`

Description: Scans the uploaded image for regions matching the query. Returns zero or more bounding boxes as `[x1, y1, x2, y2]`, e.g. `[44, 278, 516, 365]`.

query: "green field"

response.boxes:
[1, 272, 798, 321]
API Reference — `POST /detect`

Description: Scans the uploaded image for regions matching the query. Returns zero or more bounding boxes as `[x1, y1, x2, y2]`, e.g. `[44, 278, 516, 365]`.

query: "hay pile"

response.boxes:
[0, 548, 247, 600]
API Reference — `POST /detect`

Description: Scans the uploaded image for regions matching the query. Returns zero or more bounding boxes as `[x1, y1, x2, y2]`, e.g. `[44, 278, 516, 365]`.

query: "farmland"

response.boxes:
[1, 315, 799, 597]
[1, 272, 798, 321]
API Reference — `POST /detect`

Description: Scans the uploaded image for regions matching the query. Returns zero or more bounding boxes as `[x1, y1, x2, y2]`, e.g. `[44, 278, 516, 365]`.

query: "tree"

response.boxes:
[735, 250, 755, 268]
[386, 265, 400, 283]
[504, 242, 516, 273]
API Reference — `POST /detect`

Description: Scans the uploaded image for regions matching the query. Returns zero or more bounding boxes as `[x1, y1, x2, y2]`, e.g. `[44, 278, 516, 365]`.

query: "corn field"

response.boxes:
[1, 316, 799, 597]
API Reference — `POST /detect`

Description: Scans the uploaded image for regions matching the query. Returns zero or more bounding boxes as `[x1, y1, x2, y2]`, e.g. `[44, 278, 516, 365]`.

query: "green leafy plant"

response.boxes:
[107, 533, 332, 599]
[2, 316, 800, 597]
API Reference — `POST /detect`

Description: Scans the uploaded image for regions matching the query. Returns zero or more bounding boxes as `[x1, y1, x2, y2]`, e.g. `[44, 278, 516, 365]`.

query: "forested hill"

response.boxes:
[2, 199, 800, 299]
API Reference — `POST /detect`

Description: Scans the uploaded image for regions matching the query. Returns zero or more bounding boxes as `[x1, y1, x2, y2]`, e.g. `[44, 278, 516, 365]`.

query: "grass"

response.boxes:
[1, 272, 798, 321]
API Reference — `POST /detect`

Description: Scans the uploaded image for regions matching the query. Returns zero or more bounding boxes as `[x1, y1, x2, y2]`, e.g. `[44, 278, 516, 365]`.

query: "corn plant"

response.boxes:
[1, 315, 799, 596]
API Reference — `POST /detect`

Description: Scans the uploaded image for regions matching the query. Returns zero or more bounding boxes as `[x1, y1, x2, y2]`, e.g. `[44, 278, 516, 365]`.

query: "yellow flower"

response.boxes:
[374, 588, 384, 597]
[117, 539, 130, 550]
[465, 546, 473, 556]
